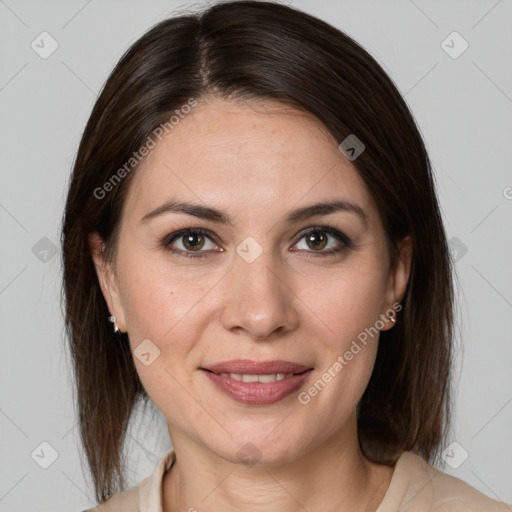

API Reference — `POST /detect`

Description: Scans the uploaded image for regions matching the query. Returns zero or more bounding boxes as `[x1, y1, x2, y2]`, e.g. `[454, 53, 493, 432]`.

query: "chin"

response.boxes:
[207, 430, 307, 468]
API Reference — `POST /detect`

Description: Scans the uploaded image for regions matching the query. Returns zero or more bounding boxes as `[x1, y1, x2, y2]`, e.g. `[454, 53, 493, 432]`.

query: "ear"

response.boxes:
[88, 231, 127, 333]
[380, 235, 413, 331]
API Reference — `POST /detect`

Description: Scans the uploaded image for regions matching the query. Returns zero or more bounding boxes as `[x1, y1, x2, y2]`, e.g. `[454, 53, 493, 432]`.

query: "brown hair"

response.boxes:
[61, 0, 453, 504]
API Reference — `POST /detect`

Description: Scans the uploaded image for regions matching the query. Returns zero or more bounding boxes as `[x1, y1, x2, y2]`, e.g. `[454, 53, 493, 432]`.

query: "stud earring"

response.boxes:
[109, 315, 120, 333]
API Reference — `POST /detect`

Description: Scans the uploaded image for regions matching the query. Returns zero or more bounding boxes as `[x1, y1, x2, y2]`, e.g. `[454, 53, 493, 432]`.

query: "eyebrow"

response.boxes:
[140, 198, 368, 227]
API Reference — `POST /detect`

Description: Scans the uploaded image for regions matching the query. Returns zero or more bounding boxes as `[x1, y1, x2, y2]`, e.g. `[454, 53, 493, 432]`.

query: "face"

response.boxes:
[90, 97, 411, 466]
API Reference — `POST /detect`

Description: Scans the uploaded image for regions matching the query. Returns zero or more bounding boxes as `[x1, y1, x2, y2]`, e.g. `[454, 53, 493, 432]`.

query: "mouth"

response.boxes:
[201, 358, 313, 375]
[200, 359, 314, 405]
[201, 368, 310, 383]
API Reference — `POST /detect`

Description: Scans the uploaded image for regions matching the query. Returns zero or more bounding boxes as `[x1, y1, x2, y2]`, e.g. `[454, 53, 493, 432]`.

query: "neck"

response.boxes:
[162, 417, 394, 512]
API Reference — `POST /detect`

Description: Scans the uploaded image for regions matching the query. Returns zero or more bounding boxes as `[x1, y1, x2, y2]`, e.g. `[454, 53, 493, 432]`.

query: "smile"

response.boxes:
[201, 368, 313, 405]
[215, 372, 295, 382]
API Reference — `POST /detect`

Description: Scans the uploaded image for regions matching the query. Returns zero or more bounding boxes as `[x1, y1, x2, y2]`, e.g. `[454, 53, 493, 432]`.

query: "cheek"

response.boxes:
[117, 252, 219, 359]
[115, 255, 213, 419]
[308, 259, 387, 344]
[301, 260, 386, 406]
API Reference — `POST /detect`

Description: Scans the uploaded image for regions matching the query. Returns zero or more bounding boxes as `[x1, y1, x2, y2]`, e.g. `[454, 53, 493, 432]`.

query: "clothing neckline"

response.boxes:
[141, 448, 419, 512]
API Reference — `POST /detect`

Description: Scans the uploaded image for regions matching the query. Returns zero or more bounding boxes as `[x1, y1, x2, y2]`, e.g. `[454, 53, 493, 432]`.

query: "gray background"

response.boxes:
[0, 0, 511, 510]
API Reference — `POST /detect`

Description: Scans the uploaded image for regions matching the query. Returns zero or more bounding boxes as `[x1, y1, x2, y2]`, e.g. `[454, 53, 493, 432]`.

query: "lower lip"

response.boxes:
[201, 369, 313, 405]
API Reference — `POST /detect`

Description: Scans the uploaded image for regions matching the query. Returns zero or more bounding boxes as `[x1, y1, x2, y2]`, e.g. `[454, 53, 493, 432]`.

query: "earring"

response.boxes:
[390, 315, 396, 324]
[109, 315, 120, 333]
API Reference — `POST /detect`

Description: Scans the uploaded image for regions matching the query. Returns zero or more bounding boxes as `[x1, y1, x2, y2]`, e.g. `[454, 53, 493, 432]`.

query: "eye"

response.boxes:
[292, 226, 352, 256]
[164, 228, 220, 259]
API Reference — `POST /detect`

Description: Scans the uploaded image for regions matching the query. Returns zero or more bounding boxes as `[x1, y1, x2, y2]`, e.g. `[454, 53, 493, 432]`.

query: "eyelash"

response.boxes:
[162, 226, 353, 259]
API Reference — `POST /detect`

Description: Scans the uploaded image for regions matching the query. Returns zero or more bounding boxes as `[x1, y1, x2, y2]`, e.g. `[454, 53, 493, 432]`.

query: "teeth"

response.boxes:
[218, 372, 294, 382]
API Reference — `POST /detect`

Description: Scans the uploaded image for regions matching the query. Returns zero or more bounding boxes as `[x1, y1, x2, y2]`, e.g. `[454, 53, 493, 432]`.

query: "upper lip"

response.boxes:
[202, 359, 313, 375]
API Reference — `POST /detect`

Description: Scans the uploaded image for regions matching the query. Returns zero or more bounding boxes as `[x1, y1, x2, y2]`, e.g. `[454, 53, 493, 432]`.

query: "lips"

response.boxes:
[200, 359, 314, 405]
[202, 359, 312, 375]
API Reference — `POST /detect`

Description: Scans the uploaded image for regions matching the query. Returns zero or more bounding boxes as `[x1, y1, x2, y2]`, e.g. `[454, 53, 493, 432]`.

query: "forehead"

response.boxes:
[123, 98, 377, 225]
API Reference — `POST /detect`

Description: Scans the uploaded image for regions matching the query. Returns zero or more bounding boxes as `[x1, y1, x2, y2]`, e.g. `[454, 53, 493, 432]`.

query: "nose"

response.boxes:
[220, 245, 300, 341]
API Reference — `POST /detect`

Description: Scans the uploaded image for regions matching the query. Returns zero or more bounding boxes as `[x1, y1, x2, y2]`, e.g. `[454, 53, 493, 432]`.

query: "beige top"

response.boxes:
[86, 449, 511, 511]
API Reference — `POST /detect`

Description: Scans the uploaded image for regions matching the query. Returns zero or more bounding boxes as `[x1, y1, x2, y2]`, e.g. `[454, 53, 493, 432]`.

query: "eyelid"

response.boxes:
[295, 225, 353, 249]
[162, 227, 220, 253]
[164, 227, 217, 244]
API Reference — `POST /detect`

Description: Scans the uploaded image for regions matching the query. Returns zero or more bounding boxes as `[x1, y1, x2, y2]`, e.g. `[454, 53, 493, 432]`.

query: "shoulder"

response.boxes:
[390, 451, 511, 512]
[79, 472, 153, 512]
[80, 449, 176, 512]
[429, 465, 511, 511]
[81, 481, 141, 512]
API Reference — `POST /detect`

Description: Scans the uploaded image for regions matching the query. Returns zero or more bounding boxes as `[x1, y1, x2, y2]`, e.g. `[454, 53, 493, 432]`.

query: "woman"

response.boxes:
[61, 1, 511, 511]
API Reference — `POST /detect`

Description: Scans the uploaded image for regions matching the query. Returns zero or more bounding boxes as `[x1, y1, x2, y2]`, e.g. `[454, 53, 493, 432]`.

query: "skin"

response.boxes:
[90, 96, 412, 512]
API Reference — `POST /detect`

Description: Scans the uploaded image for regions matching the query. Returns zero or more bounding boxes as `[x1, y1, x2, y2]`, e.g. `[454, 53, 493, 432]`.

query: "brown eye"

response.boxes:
[292, 227, 351, 255]
[165, 228, 219, 258]
[305, 231, 328, 251]
[182, 233, 206, 251]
